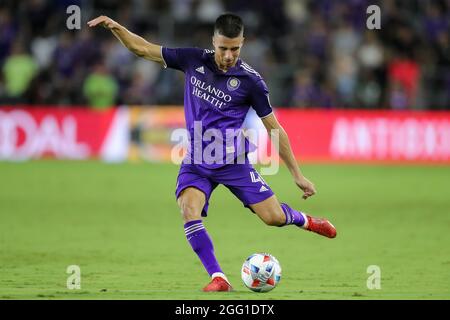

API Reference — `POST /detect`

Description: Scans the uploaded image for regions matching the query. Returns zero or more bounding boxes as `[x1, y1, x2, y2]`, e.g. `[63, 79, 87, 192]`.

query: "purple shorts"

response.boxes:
[175, 163, 274, 216]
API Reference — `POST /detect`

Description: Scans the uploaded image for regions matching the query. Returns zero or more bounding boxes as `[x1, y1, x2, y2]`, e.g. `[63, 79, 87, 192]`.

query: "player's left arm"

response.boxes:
[261, 113, 317, 200]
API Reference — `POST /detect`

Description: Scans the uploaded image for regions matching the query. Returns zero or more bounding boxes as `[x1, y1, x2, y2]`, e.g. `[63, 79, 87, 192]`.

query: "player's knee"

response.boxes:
[179, 200, 202, 222]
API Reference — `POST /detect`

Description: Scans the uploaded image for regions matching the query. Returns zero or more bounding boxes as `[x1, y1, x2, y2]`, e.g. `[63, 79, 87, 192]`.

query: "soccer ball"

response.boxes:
[241, 253, 282, 292]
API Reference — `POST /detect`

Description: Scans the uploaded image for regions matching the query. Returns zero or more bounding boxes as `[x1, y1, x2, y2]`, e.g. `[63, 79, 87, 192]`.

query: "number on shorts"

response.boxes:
[250, 171, 267, 185]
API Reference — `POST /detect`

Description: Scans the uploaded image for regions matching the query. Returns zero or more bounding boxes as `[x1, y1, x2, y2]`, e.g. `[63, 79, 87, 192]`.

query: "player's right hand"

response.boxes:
[87, 16, 118, 30]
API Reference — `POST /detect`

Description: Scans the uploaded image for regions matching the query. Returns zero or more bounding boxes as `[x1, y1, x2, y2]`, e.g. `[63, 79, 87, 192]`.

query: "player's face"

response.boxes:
[212, 33, 244, 70]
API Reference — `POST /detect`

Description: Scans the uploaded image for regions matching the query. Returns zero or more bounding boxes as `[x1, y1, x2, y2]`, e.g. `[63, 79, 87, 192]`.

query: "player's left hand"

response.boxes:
[295, 176, 316, 200]
[87, 16, 119, 30]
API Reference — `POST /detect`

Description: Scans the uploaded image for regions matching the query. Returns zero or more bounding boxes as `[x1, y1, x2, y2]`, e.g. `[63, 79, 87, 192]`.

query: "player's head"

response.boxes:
[213, 13, 244, 70]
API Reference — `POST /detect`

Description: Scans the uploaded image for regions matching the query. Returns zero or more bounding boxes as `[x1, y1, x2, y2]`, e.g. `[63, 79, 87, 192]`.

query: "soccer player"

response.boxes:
[88, 13, 337, 292]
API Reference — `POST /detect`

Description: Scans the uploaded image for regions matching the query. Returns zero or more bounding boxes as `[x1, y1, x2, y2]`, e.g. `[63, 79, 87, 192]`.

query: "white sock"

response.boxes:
[301, 212, 309, 229]
[211, 272, 229, 284]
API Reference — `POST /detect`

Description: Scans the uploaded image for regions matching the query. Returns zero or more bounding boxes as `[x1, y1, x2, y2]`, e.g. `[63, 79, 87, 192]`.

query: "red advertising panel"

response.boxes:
[1, 107, 449, 163]
[276, 109, 450, 163]
[0, 107, 128, 161]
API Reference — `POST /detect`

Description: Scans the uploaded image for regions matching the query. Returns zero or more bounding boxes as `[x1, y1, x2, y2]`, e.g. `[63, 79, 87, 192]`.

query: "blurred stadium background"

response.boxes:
[0, 0, 449, 108]
[0, 0, 449, 300]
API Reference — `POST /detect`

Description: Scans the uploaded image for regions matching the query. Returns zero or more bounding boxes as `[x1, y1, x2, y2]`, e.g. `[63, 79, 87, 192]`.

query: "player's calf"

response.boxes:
[258, 213, 286, 226]
[250, 195, 287, 226]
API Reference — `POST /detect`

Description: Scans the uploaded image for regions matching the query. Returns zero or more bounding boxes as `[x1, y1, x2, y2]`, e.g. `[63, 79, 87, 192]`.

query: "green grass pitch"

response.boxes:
[0, 161, 449, 300]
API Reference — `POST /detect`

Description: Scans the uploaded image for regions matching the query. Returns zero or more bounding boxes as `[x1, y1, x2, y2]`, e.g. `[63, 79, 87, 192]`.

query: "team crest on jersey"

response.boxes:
[227, 77, 240, 91]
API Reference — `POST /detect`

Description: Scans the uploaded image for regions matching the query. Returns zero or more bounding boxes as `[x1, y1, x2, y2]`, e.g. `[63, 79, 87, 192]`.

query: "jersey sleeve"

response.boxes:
[249, 79, 273, 118]
[161, 47, 202, 72]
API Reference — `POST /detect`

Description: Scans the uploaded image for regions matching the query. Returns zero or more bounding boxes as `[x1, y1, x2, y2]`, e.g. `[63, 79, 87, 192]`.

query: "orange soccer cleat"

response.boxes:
[203, 276, 233, 292]
[305, 215, 337, 238]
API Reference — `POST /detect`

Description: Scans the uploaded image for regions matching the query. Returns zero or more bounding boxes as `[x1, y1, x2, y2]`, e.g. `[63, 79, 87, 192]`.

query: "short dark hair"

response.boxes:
[214, 13, 244, 38]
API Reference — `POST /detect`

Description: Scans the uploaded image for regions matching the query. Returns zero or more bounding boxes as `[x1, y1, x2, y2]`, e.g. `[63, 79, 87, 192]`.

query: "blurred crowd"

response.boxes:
[0, 0, 449, 110]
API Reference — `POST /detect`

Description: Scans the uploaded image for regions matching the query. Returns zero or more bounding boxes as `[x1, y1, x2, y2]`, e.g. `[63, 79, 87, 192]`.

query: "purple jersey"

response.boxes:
[162, 47, 273, 169]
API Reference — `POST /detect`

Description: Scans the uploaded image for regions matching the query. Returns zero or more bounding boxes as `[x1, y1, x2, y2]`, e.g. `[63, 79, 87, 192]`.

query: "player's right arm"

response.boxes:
[87, 16, 164, 66]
